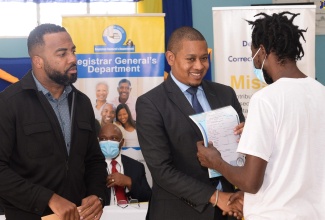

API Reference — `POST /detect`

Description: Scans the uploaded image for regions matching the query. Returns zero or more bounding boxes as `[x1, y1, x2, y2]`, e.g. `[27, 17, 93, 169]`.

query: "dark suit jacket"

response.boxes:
[104, 154, 152, 205]
[136, 75, 245, 220]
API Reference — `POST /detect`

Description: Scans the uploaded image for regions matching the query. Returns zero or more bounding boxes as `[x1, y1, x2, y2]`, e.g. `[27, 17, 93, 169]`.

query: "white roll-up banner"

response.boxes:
[213, 5, 316, 117]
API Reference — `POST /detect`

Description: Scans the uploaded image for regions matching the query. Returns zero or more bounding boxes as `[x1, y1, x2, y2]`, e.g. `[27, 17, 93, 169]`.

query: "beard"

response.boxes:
[263, 69, 274, 85]
[45, 64, 78, 86]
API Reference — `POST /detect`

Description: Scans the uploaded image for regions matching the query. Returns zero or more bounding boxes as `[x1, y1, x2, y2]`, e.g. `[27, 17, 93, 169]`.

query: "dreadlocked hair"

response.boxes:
[247, 11, 307, 64]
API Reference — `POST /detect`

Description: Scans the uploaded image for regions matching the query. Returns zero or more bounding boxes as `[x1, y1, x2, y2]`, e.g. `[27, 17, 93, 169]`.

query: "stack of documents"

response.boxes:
[190, 106, 245, 178]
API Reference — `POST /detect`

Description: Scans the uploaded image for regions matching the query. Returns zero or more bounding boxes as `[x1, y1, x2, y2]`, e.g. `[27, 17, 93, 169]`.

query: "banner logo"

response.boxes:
[95, 25, 135, 53]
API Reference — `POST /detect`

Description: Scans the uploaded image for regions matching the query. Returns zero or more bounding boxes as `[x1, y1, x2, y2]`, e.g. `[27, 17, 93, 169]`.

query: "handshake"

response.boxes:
[214, 190, 244, 219]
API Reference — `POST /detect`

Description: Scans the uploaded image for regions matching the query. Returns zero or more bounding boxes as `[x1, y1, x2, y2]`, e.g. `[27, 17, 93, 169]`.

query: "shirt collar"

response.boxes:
[106, 153, 122, 167]
[170, 71, 203, 93]
[32, 71, 72, 97]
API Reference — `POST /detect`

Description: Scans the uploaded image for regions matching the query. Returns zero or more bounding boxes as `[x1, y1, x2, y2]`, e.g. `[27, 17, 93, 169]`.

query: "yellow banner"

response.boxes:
[63, 15, 164, 54]
[62, 14, 165, 187]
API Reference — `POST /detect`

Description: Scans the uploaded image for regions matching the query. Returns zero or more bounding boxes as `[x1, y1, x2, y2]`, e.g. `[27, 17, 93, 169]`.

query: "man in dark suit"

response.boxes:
[98, 123, 151, 206]
[136, 26, 245, 220]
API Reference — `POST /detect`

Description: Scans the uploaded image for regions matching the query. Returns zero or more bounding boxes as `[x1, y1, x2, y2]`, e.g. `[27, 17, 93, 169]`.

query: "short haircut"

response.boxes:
[96, 82, 109, 90]
[102, 102, 116, 111]
[118, 78, 131, 87]
[27, 23, 67, 56]
[167, 26, 207, 54]
[247, 11, 306, 63]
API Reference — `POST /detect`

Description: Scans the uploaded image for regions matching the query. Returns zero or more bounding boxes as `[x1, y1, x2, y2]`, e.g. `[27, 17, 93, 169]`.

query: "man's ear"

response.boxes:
[259, 45, 267, 57]
[32, 56, 43, 69]
[165, 51, 175, 66]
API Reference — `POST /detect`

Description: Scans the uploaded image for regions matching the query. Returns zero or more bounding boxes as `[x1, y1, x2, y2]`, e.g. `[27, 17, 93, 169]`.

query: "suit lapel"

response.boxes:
[164, 75, 202, 137]
[164, 75, 196, 116]
[202, 80, 221, 110]
[165, 76, 222, 113]
[121, 155, 130, 177]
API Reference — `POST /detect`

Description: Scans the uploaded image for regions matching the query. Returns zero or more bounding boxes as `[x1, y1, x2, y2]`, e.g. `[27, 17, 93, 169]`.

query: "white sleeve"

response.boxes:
[237, 94, 276, 162]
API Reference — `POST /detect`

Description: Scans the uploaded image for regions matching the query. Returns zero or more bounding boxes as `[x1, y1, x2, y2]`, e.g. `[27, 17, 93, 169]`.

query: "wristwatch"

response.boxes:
[98, 197, 104, 207]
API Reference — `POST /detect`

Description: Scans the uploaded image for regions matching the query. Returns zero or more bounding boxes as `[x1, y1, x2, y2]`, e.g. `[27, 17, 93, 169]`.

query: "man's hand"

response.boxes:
[78, 195, 103, 220]
[107, 173, 132, 190]
[211, 191, 243, 220]
[227, 191, 244, 206]
[234, 122, 245, 142]
[197, 141, 223, 171]
[222, 191, 244, 219]
[48, 193, 79, 220]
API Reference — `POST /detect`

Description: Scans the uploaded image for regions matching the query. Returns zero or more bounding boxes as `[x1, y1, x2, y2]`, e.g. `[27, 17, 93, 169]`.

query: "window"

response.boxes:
[0, 2, 136, 37]
[0, 2, 37, 37]
[39, 3, 87, 25]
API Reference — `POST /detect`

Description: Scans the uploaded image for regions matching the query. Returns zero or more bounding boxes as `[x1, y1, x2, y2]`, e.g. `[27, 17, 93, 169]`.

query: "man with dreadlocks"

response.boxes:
[196, 11, 325, 219]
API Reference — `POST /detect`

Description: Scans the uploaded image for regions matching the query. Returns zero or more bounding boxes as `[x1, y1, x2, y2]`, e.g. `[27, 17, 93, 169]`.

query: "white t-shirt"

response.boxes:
[237, 77, 325, 220]
[120, 127, 140, 147]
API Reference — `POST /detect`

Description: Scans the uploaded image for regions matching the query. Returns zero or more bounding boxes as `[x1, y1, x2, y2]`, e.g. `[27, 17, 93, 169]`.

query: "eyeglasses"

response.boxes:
[117, 199, 140, 209]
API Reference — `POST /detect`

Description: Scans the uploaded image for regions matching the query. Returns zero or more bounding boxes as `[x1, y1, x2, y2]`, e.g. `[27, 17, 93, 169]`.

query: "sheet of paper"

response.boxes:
[190, 106, 245, 178]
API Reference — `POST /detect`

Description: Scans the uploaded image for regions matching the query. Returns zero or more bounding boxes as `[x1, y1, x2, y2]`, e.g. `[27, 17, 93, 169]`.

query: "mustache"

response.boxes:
[66, 64, 77, 72]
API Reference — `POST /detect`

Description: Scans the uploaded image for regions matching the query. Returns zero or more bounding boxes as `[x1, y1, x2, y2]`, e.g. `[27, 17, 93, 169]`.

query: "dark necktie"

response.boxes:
[111, 159, 127, 202]
[187, 87, 204, 113]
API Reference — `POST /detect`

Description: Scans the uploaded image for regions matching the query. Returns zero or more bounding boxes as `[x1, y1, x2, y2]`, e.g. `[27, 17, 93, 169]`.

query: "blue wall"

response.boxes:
[0, 1, 324, 84]
[192, 0, 325, 85]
